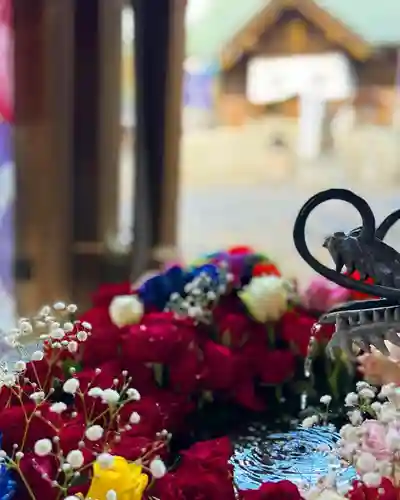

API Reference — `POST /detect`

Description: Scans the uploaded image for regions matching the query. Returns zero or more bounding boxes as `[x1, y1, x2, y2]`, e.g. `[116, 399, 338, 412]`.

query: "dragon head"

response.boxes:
[293, 189, 400, 358]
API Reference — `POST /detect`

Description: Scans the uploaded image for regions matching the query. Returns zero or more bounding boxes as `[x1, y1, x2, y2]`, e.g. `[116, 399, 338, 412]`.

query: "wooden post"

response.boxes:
[132, 0, 185, 278]
[159, 0, 185, 257]
[14, 0, 74, 314]
[97, 0, 127, 282]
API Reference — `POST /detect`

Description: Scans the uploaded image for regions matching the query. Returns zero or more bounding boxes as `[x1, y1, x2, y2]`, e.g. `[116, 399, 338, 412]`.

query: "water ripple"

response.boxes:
[231, 423, 355, 490]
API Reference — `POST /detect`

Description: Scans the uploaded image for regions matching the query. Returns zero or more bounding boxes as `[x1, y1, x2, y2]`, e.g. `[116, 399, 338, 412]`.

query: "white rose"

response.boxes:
[238, 276, 289, 323]
[109, 295, 144, 327]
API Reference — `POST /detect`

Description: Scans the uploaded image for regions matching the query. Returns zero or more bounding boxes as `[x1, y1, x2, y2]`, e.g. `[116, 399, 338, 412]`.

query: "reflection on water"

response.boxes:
[231, 423, 356, 490]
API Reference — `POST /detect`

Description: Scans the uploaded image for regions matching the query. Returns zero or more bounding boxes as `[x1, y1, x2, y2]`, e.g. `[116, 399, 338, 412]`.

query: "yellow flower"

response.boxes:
[86, 456, 149, 500]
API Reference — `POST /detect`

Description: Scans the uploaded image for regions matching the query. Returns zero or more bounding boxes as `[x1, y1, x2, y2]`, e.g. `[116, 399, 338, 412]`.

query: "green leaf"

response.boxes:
[267, 325, 275, 347]
[62, 359, 83, 378]
[221, 330, 231, 347]
[202, 390, 214, 403]
[153, 363, 164, 387]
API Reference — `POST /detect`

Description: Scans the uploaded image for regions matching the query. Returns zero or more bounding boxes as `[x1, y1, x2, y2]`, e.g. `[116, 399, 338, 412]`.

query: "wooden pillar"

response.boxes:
[97, 0, 127, 283]
[14, 0, 74, 315]
[71, 0, 124, 306]
[132, 0, 185, 278]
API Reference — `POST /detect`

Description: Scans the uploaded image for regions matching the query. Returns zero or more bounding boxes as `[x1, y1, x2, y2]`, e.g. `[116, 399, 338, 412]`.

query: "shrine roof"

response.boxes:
[186, 0, 400, 60]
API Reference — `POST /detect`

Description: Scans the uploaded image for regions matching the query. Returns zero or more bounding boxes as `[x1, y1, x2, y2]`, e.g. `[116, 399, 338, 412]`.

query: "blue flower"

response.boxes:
[0, 462, 16, 500]
[187, 263, 220, 284]
[137, 266, 187, 310]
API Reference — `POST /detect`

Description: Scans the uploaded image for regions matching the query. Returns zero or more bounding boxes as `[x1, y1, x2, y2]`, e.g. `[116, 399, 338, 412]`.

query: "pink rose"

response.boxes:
[360, 420, 391, 460]
[302, 277, 350, 312]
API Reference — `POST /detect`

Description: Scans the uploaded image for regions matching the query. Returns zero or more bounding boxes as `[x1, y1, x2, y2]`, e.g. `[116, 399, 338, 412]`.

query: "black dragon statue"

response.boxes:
[293, 188, 400, 358]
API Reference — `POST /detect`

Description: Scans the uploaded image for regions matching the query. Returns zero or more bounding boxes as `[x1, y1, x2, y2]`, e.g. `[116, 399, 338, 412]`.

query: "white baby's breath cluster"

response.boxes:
[0, 302, 169, 498]
[0, 302, 89, 388]
[166, 265, 231, 323]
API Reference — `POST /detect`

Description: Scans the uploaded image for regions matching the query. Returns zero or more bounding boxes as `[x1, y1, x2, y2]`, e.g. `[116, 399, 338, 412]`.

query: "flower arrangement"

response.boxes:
[0, 245, 371, 499]
[302, 378, 400, 500]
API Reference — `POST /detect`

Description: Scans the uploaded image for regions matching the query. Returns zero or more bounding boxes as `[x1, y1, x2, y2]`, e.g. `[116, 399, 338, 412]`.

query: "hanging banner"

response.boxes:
[0, 0, 14, 331]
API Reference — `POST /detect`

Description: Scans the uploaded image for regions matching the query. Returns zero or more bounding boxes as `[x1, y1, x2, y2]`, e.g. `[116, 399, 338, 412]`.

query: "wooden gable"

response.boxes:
[220, 0, 371, 70]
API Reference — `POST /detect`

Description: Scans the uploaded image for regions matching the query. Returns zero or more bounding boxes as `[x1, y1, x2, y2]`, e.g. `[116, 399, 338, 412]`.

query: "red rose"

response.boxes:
[256, 349, 295, 385]
[240, 480, 304, 500]
[252, 263, 281, 277]
[154, 439, 236, 500]
[202, 341, 237, 390]
[80, 307, 123, 367]
[91, 281, 132, 308]
[214, 311, 265, 350]
[154, 470, 236, 500]
[280, 311, 315, 357]
[156, 390, 194, 431]
[110, 434, 164, 462]
[121, 361, 157, 393]
[233, 378, 266, 411]
[347, 478, 397, 500]
[25, 358, 63, 392]
[0, 403, 57, 453]
[18, 454, 59, 500]
[314, 323, 335, 343]
[169, 348, 204, 393]
[181, 437, 233, 475]
[75, 360, 128, 418]
[120, 313, 197, 364]
[228, 246, 254, 255]
[117, 397, 165, 437]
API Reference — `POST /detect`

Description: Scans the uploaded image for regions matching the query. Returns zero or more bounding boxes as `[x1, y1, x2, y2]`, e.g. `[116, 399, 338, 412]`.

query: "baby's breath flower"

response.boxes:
[345, 392, 358, 407]
[30, 391, 45, 403]
[150, 458, 167, 478]
[34, 438, 52, 457]
[320, 395, 332, 405]
[66, 449, 85, 469]
[302, 415, 319, 428]
[88, 387, 103, 398]
[77, 331, 88, 342]
[129, 412, 140, 424]
[67, 341, 78, 353]
[349, 409, 362, 426]
[359, 387, 375, 400]
[85, 425, 104, 442]
[53, 302, 66, 311]
[14, 360, 26, 372]
[126, 388, 141, 401]
[31, 350, 44, 361]
[96, 453, 114, 469]
[63, 378, 80, 394]
[102, 389, 120, 405]
[63, 322, 74, 332]
[50, 402, 67, 414]
[50, 328, 65, 340]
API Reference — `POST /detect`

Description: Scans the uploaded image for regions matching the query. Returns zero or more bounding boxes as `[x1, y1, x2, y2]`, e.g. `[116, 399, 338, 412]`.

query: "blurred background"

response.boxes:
[2, 0, 400, 329]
